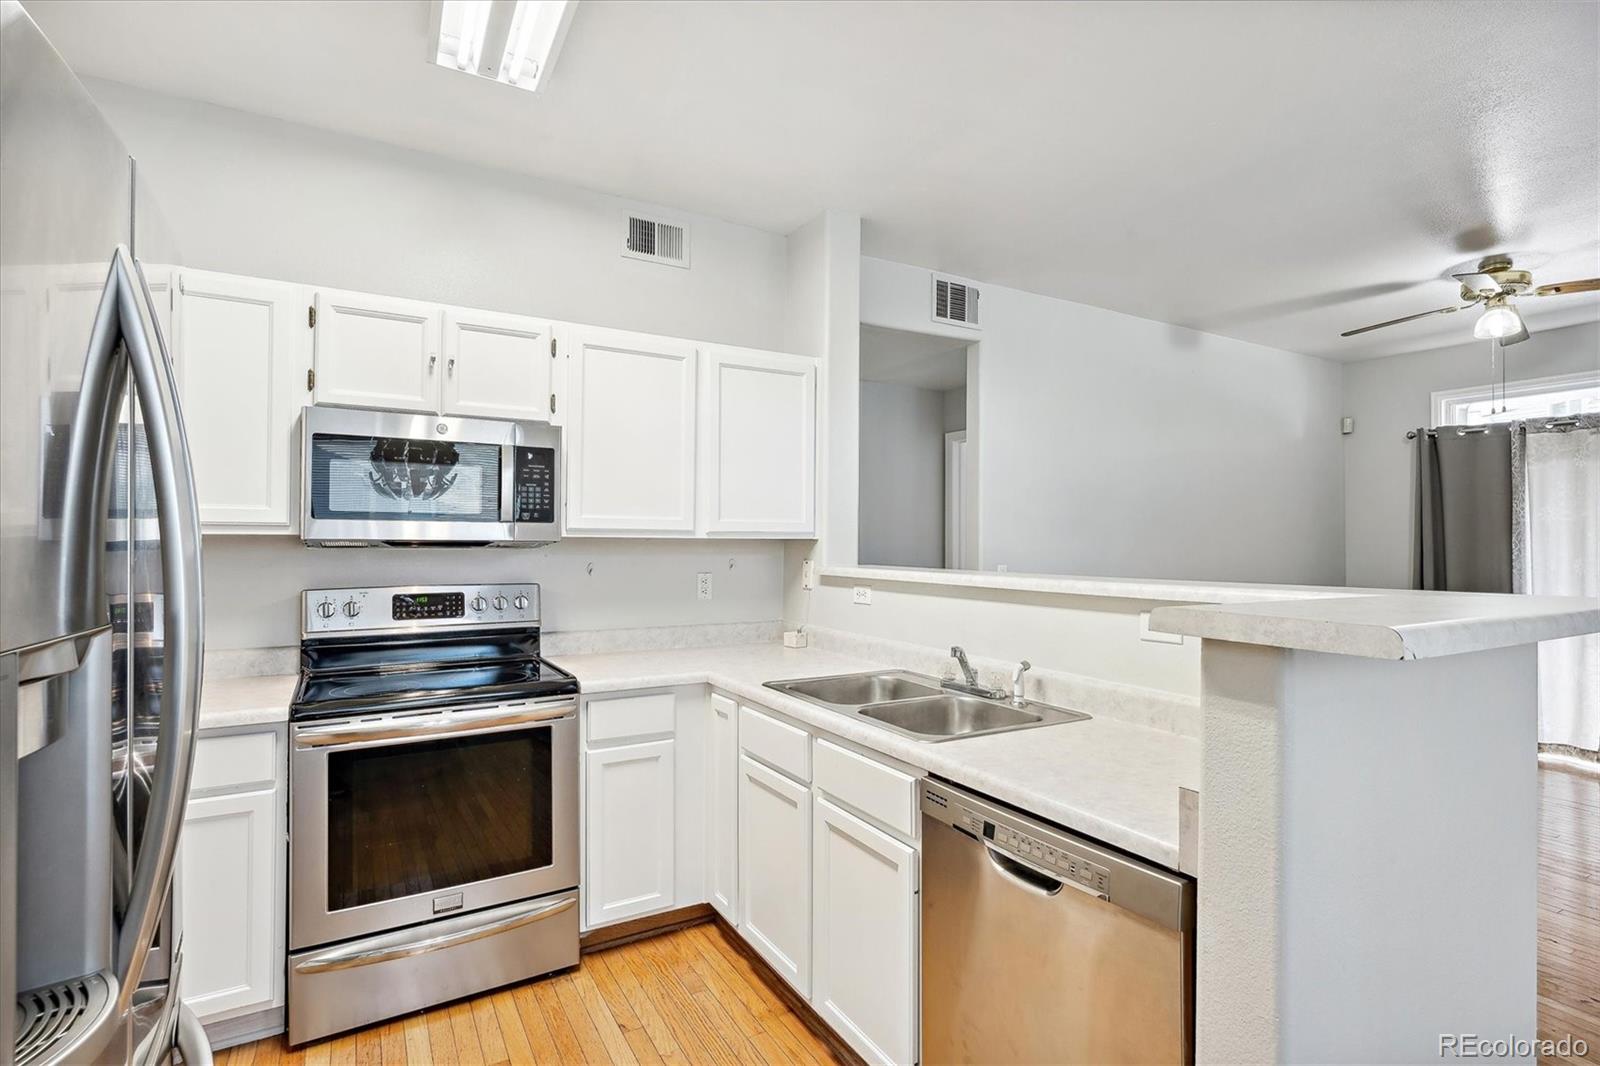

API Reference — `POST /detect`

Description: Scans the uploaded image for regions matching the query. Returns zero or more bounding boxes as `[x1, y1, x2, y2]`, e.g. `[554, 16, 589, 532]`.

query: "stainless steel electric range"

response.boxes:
[285, 583, 579, 1045]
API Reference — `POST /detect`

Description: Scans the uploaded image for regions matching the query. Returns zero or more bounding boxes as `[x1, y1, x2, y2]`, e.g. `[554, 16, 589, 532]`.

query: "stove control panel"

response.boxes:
[303, 583, 540, 635]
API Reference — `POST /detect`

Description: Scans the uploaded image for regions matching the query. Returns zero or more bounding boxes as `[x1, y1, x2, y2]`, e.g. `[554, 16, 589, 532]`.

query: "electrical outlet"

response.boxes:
[697, 572, 712, 601]
[852, 585, 872, 605]
[801, 559, 816, 590]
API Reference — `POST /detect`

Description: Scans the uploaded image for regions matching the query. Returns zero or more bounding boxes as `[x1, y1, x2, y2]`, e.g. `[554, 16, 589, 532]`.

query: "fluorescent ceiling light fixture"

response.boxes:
[1473, 301, 1524, 340]
[431, 0, 576, 93]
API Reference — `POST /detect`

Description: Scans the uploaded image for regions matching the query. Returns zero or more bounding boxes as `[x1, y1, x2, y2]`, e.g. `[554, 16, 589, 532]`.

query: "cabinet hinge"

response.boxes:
[549, 393, 557, 415]
[308, 304, 316, 329]
[306, 368, 315, 392]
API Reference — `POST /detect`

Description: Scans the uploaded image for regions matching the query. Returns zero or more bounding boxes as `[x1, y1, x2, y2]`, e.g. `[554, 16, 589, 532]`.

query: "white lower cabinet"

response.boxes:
[812, 797, 919, 1065]
[585, 739, 676, 927]
[737, 753, 812, 995]
[180, 726, 285, 1024]
[707, 694, 739, 923]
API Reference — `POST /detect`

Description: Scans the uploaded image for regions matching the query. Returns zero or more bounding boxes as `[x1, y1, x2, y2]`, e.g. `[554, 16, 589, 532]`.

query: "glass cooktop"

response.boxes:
[292, 627, 578, 720]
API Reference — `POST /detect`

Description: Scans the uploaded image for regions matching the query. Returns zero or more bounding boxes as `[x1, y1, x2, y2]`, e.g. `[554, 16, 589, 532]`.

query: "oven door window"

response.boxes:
[309, 433, 502, 522]
[326, 729, 553, 910]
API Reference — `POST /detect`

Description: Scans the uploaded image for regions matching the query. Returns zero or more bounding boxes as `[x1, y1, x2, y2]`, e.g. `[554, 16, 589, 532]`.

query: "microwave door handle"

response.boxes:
[104, 247, 206, 1009]
[500, 442, 516, 523]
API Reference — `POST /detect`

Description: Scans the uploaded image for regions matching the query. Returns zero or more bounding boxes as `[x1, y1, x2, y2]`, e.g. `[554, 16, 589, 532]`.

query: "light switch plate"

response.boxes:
[801, 559, 816, 590]
[1139, 611, 1183, 645]
[852, 586, 873, 605]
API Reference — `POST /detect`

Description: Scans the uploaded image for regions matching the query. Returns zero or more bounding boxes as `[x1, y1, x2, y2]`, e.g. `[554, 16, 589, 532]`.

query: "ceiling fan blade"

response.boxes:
[1533, 278, 1600, 297]
[1340, 302, 1474, 338]
[1452, 271, 1502, 296]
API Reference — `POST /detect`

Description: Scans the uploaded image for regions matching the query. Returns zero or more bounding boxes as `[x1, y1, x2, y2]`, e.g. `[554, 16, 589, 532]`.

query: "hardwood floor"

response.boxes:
[1539, 762, 1600, 1065]
[225, 920, 848, 1066]
[230, 764, 1600, 1066]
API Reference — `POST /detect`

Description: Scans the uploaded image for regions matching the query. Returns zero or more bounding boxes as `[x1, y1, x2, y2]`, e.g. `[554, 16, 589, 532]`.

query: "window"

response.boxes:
[1433, 371, 1600, 428]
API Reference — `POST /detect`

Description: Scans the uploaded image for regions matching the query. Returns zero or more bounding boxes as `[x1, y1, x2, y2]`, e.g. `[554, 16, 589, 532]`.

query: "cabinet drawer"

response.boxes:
[739, 704, 810, 782]
[191, 730, 278, 794]
[813, 739, 919, 839]
[586, 692, 676, 746]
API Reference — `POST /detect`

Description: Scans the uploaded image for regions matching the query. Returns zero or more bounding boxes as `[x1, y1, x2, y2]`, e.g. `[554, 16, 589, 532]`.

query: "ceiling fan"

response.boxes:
[1340, 255, 1600, 346]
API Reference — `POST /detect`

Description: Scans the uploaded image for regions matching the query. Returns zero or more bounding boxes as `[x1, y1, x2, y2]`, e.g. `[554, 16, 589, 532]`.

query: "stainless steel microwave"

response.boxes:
[301, 406, 559, 546]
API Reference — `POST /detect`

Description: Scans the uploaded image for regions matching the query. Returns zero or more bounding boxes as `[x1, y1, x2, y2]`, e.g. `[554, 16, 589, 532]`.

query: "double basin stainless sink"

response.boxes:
[764, 669, 1089, 743]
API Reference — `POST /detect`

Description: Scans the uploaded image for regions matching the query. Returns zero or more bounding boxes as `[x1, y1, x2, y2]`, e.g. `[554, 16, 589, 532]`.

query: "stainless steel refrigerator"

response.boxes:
[1, 3, 209, 1064]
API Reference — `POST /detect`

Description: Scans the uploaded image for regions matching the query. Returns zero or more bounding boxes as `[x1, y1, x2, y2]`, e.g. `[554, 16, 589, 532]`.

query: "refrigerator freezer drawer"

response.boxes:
[286, 891, 578, 1045]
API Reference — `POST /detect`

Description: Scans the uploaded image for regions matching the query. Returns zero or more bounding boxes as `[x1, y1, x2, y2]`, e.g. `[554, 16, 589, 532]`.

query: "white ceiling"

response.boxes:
[860, 325, 969, 390]
[27, 0, 1600, 361]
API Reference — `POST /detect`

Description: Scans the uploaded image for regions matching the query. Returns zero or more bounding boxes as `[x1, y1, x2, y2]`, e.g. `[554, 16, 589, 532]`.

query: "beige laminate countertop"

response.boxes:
[195, 643, 1198, 870]
[550, 643, 1197, 870]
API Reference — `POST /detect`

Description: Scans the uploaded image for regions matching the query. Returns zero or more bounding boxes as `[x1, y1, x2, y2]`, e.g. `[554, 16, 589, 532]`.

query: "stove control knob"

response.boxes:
[513, 594, 530, 611]
[342, 599, 361, 619]
[470, 595, 488, 613]
[493, 594, 508, 611]
[316, 598, 336, 620]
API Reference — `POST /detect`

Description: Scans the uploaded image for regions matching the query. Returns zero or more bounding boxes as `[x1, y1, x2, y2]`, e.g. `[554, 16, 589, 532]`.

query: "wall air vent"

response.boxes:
[623, 215, 690, 268]
[932, 275, 980, 328]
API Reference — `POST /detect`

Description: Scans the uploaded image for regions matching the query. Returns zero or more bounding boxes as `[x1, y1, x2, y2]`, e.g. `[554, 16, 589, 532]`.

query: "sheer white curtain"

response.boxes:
[1521, 423, 1600, 757]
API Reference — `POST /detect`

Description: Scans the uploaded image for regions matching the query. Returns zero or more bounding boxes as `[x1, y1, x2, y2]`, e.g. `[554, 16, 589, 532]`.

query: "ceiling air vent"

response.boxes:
[623, 215, 689, 268]
[932, 275, 980, 328]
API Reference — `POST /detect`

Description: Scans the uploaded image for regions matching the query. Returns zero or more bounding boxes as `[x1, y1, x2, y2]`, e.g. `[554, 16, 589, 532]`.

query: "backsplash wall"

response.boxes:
[201, 537, 786, 650]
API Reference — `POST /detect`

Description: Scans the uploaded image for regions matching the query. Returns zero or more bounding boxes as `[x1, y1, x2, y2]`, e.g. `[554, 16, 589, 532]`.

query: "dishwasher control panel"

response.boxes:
[983, 815, 1111, 895]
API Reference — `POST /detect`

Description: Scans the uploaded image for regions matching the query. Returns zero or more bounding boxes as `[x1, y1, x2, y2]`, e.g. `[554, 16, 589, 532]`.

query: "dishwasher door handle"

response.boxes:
[983, 843, 1065, 896]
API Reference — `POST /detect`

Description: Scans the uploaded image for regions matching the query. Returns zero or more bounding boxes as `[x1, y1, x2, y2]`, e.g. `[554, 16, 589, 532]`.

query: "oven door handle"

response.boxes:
[293, 699, 576, 748]
[292, 895, 576, 975]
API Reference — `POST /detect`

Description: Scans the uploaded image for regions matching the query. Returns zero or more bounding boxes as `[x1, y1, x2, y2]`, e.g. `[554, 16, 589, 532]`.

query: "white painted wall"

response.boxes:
[859, 381, 945, 568]
[91, 80, 789, 348]
[87, 81, 796, 650]
[942, 387, 966, 432]
[1340, 321, 1600, 589]
[204, 538, 784, 651]
[862, 257, 1348, 585]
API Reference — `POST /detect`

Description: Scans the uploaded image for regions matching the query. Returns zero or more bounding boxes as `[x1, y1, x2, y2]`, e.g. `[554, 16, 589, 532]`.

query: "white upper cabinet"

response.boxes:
[312, 289, 441, 413]
[173, 270, 310, 532]
[563, 325, 698, 535]
[699, 345, 816, 536]
[441, 308, 557, 423]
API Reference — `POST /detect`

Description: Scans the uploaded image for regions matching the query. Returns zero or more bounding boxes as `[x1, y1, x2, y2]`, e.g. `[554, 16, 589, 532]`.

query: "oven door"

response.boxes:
[288, 696, 578, 950]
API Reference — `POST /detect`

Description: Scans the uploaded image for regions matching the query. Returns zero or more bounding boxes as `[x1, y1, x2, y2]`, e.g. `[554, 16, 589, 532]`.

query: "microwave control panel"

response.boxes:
[512, 446, 556, 524]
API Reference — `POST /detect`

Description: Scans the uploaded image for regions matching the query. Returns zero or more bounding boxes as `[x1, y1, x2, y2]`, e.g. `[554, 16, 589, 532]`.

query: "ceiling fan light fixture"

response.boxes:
[1473, 301, 1524, 340]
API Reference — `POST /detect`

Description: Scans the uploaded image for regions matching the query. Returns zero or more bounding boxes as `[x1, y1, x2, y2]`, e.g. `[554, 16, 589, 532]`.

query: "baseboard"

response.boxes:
[202, 1005, 284, 1051]
[710, 916, 867, 1066]
[580, 903, 716, 953]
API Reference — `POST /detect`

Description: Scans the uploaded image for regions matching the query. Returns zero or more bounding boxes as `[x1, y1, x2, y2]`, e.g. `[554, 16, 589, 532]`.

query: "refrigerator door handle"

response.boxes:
[96, 247, 205, 1009]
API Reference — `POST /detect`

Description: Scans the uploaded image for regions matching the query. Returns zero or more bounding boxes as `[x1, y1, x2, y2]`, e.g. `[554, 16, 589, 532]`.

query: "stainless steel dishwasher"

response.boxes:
[921, 779, 1195, 1064]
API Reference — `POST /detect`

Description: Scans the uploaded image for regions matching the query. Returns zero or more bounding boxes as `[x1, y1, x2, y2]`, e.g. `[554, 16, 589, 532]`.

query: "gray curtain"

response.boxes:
[1413, 427, 1514, 592]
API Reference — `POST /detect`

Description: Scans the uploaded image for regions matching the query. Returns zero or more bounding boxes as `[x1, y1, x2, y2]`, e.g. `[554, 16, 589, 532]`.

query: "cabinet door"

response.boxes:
[738, 755, 811, 995]
[700, 346, 816, 536]
[564, 326, 697, 534]
[441, 308, 555, 422]
[707, 694, 739, 923]
[312, 289, 441, 412]
[813, 797, 918, 1066]
[179, 788, 280, 1019]
[174, 271, 309, 531]
[586, 739, 676, 927]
